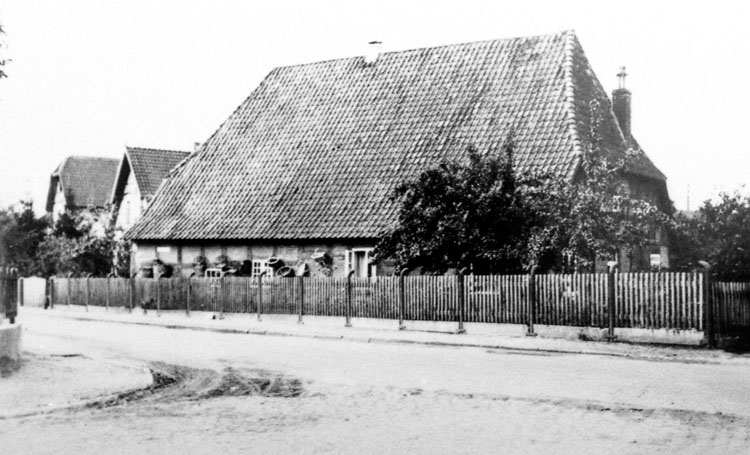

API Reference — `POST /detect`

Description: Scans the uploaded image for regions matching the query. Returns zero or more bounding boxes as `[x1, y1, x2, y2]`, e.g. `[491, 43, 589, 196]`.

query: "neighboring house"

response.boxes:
[46, 156, 120, 229]
[110, 147, 191, 232]
[125, 30, 670, 278]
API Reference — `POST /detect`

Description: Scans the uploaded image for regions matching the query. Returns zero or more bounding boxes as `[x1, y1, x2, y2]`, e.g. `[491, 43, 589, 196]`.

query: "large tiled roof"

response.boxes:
[46, 156, 120, 212]
[111, 147, 191, 203]
[127, 30, 666, 241]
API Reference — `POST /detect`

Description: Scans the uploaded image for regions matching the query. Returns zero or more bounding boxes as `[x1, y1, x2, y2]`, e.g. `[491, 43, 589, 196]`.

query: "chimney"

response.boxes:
[193, 142, 202, 152]
[612, 66, 631, 140]
[364, 41, 382, 65]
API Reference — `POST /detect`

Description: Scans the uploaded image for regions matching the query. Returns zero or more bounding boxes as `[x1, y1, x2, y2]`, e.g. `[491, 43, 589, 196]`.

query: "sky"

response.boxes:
[0, 0, 748, 215]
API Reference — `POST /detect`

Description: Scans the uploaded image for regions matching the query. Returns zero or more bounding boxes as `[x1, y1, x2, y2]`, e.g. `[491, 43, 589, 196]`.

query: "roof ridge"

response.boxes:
[65, 155, 119, 161]
[125, 146, 191, 155]
[562, 30, 584, 180]
[273, 29, 576, 71]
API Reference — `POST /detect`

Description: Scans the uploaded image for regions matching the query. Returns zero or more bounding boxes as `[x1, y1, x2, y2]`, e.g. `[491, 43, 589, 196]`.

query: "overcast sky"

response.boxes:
[0, 0, 748, 215]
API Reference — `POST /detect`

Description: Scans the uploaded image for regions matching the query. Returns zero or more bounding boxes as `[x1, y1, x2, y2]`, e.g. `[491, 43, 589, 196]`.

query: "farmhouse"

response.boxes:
[46, 156, 119, 225]
[110, 146, 191, 232]
[125, 30, 669, 278]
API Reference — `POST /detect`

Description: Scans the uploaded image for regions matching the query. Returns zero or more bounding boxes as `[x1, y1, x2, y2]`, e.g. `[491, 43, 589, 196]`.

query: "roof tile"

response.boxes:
[46, 156, 119, 212]
[127, 30, 666, 241]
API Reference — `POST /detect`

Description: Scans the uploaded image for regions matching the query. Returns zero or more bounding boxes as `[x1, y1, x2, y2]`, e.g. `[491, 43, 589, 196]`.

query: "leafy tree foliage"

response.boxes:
[376, 104, 670, 274]
[37, 208, 130, 277]
[375, 140, 528, 274]
[524, 146, 669, 272]
[0, 201, 49, 275]
[0, 200, 130, 277]
[53, 212, 84, 239]
[669, 192, 750, 281]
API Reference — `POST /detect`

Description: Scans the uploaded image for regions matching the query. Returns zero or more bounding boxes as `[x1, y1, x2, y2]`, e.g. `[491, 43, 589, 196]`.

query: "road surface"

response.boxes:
[1, 312, 749, 454]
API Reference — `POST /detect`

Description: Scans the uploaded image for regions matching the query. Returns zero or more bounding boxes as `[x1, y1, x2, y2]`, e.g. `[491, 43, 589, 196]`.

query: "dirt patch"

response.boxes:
[0, 355, 21, 377]
[86, 362, 303, 409]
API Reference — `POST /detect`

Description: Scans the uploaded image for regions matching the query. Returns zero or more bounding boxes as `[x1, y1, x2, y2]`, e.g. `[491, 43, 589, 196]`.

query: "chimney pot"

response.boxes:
[612, 67, 632, 140]
[364, 41, 382, 65]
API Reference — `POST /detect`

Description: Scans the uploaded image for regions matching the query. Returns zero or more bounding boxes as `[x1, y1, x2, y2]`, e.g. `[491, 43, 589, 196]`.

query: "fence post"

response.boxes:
[7, 269, 18, 323]
[297, 276, 304, 324]
[526, 264, 539, 337]
[398, 268, 409, 330]
[48, 278, 54, 309]
[67, 274, 72, 306]
[218, 275, 225, 320]
[186, 276, 191, 317]
[155, 274, 162, 316]
[85, 273, 91, 312]
[457, 268, 468, 334]
[345, 270, 355, 327]
[699, 261, 715, 348]
[257, 271, 266, 321]
[18, 278, 24, 308]
[128, 276, 134, 313]
[105, 275, 110, 311]
[606, 262, 619, 342]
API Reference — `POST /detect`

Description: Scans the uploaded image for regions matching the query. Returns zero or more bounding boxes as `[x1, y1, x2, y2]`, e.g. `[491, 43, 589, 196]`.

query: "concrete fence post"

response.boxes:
[606, 261, 619, 342]
[398, 268, 409, 331]
[156, 274, 162, 317]
[48, 278, 54, 309]
[18, 278, 24, 308]
[699, 261, 715, 348]
[6, 270, 17, 324]
[456, 268, 469, 334]
[218, 275, 225, 320]
[345, 270, 355, 327]
[257, 271, 266, 321]
[526, 264, 539, 337]
[186, 277, 191, 317]
[128, 276, 134, 313]
[67, 273, 72, 306]
[105, 276, 110, 311]
[85, 273, 91, 312]
[297, 276, 304, 324]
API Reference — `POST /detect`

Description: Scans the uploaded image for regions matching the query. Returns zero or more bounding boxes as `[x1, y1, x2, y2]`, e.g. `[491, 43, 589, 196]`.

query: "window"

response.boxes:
[345, 248, 376, 278]
[251, 260, 274, 278]
[647, 224, 661, 243]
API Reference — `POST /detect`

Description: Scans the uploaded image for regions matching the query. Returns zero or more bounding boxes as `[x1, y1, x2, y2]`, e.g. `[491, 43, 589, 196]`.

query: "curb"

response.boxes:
[30, 309, 742, 365]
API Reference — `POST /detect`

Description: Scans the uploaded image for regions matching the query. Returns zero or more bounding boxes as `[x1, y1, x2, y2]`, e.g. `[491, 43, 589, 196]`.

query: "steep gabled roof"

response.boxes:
[127, 30, 666, 241]
[111, 147, 191, 204]
[46, 156, 120, 212]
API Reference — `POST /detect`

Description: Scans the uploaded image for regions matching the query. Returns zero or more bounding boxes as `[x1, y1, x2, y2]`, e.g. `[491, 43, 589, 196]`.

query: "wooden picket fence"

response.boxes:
[712, 282, 750, 336]
[47, 272, 750, 335]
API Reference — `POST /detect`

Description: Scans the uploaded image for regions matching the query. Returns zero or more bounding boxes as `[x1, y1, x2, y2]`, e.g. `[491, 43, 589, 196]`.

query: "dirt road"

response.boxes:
[1, 312, 749, 454]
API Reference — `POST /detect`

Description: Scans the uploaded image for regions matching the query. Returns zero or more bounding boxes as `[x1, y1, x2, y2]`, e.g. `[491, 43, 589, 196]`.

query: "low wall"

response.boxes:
[0, 324, 22, 375]
[242, 312, 703, 345]
[50, 304, 706, 346]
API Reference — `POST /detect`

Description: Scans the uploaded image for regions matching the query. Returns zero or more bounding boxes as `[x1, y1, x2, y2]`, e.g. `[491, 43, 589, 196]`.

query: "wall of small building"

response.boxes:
[130, 241, 398, 278]
[52, 182, 66, 224]
[623, 174, 671, 271]
[114, 172, 143, 232]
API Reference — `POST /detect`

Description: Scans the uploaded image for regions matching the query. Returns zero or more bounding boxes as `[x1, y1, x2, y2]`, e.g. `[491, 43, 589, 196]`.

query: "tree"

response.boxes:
[523, 145, 669, 272]
[516, 100, 669, 272]
[0, 201, 49, 275]
[665, 211, 703, 272]
[53, 212, 85, 239]
[36, 207, 131, 277]
[669, 191, 750, 281]
[375, 139, 529, 274]
[375, 102, 670, 274]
